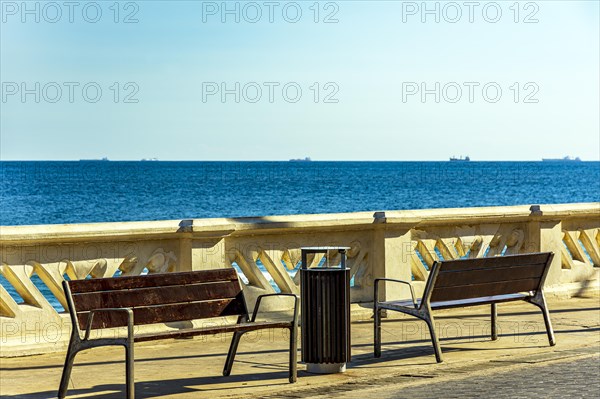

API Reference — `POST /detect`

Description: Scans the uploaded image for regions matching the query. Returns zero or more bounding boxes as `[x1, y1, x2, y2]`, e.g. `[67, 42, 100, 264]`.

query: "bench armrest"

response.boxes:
[84, 307, 134, 341]
[374, 278, 418, 309]
[251, 294, 299, 325]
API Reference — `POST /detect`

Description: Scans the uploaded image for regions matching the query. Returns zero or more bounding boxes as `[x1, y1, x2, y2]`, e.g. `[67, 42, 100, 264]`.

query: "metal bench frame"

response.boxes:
[58, 270, 299, 399]
[374, 252, 556, 363]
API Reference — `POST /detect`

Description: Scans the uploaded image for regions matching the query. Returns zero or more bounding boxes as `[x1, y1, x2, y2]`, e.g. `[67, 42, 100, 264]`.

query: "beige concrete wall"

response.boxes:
[1, 203, 599, 356]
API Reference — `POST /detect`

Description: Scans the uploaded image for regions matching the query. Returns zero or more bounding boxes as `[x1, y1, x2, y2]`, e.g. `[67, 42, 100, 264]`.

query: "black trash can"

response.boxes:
[300, 247, 351, 373]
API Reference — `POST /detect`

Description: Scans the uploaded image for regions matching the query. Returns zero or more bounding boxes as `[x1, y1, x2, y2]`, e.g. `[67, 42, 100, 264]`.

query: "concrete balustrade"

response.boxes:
[1, 203, 599, 357]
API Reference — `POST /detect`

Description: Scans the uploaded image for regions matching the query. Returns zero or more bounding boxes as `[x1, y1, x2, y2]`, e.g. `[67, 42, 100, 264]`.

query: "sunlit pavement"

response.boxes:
[1, 295, 599, 399]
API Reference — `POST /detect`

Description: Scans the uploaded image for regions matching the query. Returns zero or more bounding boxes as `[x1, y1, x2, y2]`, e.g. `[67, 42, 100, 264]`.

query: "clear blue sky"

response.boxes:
[1, 1, 599, 161]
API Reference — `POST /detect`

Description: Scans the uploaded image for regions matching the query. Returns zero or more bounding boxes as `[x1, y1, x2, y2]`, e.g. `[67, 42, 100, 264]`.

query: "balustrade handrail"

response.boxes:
[2, 203, 598, 243]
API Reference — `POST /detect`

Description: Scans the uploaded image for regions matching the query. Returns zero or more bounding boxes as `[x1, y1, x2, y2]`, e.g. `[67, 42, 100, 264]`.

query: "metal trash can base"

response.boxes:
[306, 363, 346, 374]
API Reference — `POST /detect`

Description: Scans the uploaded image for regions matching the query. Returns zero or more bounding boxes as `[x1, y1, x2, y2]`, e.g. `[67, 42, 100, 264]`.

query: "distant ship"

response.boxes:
[141, 158, 159, 162]
[289, 157, 312, 162]
[449, 156, 470, 162]
[79, 157, 109, 162]
[542, 156, 582, 162]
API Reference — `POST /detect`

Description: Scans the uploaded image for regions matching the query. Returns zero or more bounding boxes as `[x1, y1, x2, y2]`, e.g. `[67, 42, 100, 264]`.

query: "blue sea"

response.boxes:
[1, 161, 599, 310]
[2, 161, 599, 226]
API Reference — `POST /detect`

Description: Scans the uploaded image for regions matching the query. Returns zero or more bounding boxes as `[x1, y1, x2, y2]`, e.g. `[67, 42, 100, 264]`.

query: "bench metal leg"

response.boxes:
[491, 303, 498, 341]
[424, 312, 443, 363]
[374, 305, 382, 358]
[223, 331, 243, 376]
[125, 342, 135, 399]
[58, 339, 79, 399]
[540, 304, 556, 346]
[529, 293, 555, 346]
[375, 306, 442, 362]
[289, 326, 298, 383]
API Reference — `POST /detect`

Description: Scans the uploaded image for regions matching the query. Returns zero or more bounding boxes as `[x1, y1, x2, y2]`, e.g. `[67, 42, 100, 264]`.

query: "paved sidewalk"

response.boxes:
[385, 355, 600, 399]
[1, 295, 599, 398]
[281, 353, 600, 399]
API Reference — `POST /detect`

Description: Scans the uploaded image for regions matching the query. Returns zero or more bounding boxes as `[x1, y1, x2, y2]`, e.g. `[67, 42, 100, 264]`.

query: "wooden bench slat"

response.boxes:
[435, 263, 545, 288]
[72, 281, 243, 312]
[69, 269, 238, 294]
[134, 321, 293, 342]
[77, 297, 246, 329]
[439, 252, 551, 272]
[430, 278, 540, 302]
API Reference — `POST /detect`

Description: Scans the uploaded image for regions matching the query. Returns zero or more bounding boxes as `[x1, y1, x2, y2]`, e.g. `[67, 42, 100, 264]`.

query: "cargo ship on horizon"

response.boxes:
[79, 157, 109, 162]
[542, 156, 581, 162]
[289, 157, 312, 162]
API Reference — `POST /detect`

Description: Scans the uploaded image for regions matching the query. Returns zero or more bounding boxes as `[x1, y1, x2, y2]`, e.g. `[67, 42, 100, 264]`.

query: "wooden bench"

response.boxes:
[58, 269, 299, 399]
[374, 252, 556, 362]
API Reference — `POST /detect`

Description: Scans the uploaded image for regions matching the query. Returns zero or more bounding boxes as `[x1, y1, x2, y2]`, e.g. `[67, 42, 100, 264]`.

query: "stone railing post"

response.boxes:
[526, 205, 563, 287]
[177, 220, 193, 272]
[371, 212, 415, 302]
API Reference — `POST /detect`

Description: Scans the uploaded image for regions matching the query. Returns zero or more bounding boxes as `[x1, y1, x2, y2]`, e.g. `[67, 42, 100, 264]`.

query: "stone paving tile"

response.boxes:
[309, 355, 600, 399]
[396, 355, 599, 399]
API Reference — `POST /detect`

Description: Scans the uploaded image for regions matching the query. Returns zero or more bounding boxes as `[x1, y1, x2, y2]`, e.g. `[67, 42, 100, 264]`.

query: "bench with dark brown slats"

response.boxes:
[58, 269, 299, 399]
[374, 252, 556, 363]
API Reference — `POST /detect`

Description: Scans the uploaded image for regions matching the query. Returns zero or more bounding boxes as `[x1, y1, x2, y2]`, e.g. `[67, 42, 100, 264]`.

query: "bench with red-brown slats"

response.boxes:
[374, 252, 556, 363]
[58, 269, 299, 399]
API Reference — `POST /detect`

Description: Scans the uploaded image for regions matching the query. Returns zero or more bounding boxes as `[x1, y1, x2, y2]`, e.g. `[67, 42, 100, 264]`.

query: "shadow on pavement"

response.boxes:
[1, 370, 314, 399]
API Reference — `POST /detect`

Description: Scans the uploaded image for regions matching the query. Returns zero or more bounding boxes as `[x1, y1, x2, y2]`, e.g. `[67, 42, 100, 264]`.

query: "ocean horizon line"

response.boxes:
[2, 159, 599, 163]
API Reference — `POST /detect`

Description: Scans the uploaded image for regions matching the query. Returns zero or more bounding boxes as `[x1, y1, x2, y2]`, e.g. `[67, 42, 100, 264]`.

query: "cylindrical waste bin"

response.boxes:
[300, 247, 351, 374]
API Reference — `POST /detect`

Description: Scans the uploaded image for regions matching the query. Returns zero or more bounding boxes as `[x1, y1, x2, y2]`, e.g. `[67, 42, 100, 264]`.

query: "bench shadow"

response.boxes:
[350, 338, 545, 367]
[349, 347, 499, 369]
[353, 306, 600, 324]
[352, 326, 600, 350]
[348, 326, 600, 368]
[1, 369, 316, 399]
[2, 347, 294, 372]
[5, 324, 598, 372]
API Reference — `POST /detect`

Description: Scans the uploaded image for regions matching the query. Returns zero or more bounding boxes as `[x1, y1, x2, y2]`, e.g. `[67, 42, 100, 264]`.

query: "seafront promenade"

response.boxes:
[1, 294, 599, 398]
[2, 203, 599, 356]
[1, 202, 599, 397]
